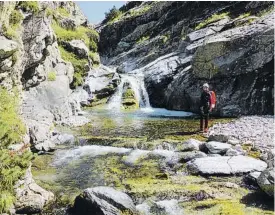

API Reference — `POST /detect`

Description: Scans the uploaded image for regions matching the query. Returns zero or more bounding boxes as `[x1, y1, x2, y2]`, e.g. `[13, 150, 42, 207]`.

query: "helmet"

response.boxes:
[203, 83, 209, 88]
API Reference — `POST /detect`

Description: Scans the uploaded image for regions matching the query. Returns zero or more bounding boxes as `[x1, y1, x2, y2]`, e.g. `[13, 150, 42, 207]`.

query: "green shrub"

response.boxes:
[0, 88, 26, 148]
[3, 27, 17, 40]
[57, 7, 70, 17]
[0, 149, 34, 213]
[45, 8, 54, 17]
[52, 21, 99, 48]
[47, 71, 56, 81]
[105, 6, 123, 23]
[89, 52, 100, 65]
[72, 72, 83, 87]
[18, 1, 39, 14]
[0, 88, 33, 213]
[9, 10, 23, 27]
[89, 40, 98, 52]
[2, 9, 23, 40]
[195, 12, 229, 30]
[0, 191, 14, 213]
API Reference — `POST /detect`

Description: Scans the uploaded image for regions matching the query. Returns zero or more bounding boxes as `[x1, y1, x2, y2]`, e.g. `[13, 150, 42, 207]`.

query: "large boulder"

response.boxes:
[61, 40, 89, 58]
[176, 139, 203, 152]
[205, 141, 232, 154]
[0, 36, 18, 59]
[14, 167, 54, 214]
[257, 168, 274, 197]
[178, 151, 207, 163]
[257, 150, 274, 197]
[84, 65, 120, 101]
[187, 156, 267, 175]
[72, 186, 137, 215]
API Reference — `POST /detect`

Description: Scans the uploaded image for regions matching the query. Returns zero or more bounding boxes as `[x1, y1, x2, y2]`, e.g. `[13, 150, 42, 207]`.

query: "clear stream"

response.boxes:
[32, 73, 274, 214]
[32, 107, 274, 215]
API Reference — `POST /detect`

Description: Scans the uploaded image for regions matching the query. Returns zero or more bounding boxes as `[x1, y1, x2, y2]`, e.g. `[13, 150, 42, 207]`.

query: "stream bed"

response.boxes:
[32, 108, 274, 215]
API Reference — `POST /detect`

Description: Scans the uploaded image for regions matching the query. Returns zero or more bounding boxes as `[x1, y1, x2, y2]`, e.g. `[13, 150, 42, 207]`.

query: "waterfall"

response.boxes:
[107, 74, 151, 110]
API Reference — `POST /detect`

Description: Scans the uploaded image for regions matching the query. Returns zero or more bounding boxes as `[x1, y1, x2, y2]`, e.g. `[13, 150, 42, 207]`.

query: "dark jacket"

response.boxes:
[200, 91, 211, 109]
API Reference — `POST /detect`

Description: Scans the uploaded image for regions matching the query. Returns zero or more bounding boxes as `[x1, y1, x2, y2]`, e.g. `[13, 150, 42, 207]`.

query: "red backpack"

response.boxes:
[209, 91, 216, 109]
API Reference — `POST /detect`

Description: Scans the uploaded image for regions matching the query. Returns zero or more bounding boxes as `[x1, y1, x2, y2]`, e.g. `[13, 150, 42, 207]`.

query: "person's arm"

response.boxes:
[208, 92, 212, 111]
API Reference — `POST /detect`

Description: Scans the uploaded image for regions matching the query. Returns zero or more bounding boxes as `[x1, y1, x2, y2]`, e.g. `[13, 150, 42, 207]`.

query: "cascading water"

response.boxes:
[107, 73, 151, 110]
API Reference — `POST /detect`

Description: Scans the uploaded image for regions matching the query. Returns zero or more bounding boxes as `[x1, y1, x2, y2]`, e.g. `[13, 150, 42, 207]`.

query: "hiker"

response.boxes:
[199, 83, 212, 133]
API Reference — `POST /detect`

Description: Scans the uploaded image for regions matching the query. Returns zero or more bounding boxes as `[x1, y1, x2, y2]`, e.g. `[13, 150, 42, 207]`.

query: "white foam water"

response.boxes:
[53, 145, 131, 166]
[107, 74, 151, 110]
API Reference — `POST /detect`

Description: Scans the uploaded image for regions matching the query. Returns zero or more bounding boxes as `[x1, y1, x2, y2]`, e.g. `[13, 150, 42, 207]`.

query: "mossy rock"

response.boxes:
[122, 88, 139, 110]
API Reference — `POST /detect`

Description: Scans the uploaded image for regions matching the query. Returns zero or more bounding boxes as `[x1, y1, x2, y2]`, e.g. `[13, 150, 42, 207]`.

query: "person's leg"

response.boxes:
[204, 113, 209, 132]
[200, 114, 204, 131]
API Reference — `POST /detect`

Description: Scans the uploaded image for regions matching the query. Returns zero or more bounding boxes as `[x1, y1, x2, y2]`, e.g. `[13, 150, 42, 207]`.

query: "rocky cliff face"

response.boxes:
[99, 1, 274, 116]
[0, 1, 96, 213]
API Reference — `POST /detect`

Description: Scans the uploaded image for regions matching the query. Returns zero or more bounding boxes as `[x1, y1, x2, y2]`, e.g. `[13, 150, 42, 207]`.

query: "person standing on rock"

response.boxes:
[199, 83, 211, 133]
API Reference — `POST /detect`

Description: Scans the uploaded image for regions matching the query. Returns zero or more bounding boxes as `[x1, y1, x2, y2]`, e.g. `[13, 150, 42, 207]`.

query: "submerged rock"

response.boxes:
[51, 133, 75, 145]
[72, 186, 136, 215]
[121, 83, 139, 110]
[187, 156, 267, 175]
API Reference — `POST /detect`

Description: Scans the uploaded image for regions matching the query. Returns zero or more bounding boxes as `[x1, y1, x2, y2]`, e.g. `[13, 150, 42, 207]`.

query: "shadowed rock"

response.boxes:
[72, 186, 136, 215]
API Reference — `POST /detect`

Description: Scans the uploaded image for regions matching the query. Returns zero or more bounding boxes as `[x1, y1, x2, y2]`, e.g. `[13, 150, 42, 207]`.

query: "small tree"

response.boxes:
[104, 6, 121, 22]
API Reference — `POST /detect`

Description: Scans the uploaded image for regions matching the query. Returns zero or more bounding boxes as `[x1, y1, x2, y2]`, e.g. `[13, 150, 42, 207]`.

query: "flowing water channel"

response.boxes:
[32, 75, 274, 215]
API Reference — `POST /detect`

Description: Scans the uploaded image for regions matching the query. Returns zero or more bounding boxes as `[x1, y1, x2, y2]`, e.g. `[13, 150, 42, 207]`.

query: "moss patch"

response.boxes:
[181, 199, 274, 215]
[195, 12, 229, 30]
[47, 71, 56, 81]
[137, 35, 150, 44]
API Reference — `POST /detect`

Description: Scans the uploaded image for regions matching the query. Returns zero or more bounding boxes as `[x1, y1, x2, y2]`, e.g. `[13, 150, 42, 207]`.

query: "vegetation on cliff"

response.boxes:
[51, 15, 100, 87]
[0, 88, 34, 213]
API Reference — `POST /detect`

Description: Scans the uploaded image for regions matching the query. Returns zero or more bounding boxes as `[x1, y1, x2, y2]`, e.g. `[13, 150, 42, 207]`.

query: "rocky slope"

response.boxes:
[0, 1, 98, 213]
[99, 1, 274, 116]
